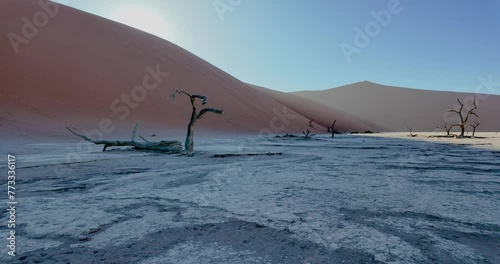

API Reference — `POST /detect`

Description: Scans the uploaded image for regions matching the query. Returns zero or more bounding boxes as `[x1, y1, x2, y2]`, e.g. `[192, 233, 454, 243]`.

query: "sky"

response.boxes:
[53, 0, 500, 94]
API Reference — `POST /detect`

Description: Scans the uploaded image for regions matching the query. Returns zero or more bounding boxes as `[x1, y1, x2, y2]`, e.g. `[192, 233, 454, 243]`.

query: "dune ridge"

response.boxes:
[293, 81, 500, 132]
[0, 0, 369, 141]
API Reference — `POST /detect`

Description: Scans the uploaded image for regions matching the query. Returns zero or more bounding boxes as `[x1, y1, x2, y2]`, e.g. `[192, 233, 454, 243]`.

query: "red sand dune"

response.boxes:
[294, 81, 500, 132]
[2, 1, 498, 143]
[0, 0, 369, 141]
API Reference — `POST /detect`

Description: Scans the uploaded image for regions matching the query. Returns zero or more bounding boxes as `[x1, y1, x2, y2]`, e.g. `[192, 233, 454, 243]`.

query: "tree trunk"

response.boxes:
[185, 120, 195, 153]
[331, 120, 337, 138]
[460, 125, 465, 137]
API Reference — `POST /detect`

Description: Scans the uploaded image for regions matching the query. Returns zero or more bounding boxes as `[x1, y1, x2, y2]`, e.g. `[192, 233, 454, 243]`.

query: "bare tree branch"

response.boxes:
[197, 108, 224, 120]
[171, 90, 192, 100]
[192, 95, 207, 105]
[139, 135, 151, 143]
[66, 126, 182, 153]
[131, 121, 140, 141]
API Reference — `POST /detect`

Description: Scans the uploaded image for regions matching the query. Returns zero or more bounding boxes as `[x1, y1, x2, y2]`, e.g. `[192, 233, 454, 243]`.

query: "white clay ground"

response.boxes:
[0, 133, 499, 263]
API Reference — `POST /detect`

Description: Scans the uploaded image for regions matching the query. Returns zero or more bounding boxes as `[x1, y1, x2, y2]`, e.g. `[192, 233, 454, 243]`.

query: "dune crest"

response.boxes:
[0, 0, 369, 141]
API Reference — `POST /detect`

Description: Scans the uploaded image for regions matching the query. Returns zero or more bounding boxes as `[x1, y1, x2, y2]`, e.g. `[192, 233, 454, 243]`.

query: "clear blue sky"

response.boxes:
[54, 0, 500, 93]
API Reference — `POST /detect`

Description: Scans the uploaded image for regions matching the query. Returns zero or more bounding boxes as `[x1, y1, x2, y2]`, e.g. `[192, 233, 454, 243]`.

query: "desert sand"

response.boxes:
[362, 132, 500, 151]
[0, 0, 371, 142]
[1, 1, 499, 264]
[293, 81, 500, 132]
[3, 1, 498, 144]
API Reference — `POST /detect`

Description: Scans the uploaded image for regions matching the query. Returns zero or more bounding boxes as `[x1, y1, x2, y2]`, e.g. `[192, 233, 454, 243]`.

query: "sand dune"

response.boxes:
[2, 1, 497, 142]
[0, 0, 372, 141]
[294, 81, 500, 132]
[252, 84, 378, 132]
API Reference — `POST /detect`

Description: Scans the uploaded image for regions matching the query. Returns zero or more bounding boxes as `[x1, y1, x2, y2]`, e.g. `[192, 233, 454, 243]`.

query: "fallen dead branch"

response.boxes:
[275, 134, 299, 138]
[351, 130, 375, 134]
[66, 122, 182, 153]
[428, 135, 457, 138]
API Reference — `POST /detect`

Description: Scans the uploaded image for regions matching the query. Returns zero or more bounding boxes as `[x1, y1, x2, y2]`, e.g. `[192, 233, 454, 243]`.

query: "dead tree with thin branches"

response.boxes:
[171, 90, 224, 154]
[448, 97, 478, 137]
[327, 120, 337, 138]
[437, 123, 454, 136]
[302, 128, 315, 139]
[469, 120, 480, 137]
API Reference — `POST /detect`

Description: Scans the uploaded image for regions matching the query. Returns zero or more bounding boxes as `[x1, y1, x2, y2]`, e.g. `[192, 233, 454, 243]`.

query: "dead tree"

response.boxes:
[469, 120, 480, 137]
[302, 128, 315, 139]
[437, 123, 453, 136]
[407, 127, 417, 137]
[171, 90, 224, 153]
[66, 122, 182, 153]
[327, 120, 337, 138]
[448, 97, 478, 137]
